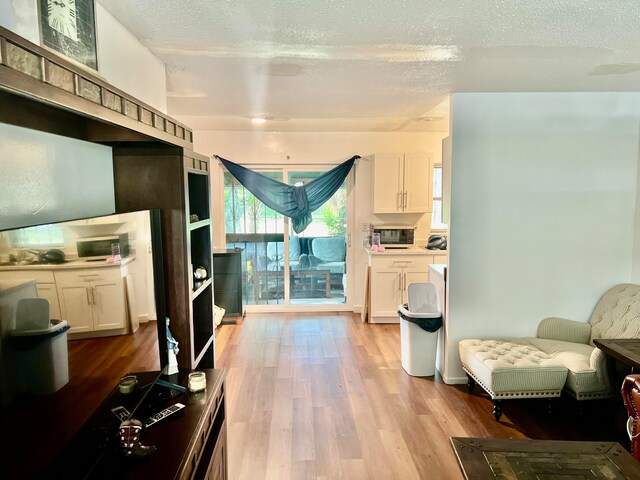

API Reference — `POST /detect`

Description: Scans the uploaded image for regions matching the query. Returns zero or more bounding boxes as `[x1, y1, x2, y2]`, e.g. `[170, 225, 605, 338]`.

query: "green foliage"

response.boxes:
[318, 198, 346, 235]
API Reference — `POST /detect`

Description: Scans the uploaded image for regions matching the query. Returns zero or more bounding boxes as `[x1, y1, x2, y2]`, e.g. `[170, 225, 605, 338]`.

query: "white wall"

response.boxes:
[0, 0, 39, 44]
[444, 92, 640, 383]
[0, 1, 167, 112]
[192, 130, 448, 308]
[95, 4, 166, 113]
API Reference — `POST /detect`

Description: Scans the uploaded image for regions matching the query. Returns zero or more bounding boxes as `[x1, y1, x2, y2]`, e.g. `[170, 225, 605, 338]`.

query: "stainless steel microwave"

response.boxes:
[371, 225, 416, 248]
[76, 234, 130, 260]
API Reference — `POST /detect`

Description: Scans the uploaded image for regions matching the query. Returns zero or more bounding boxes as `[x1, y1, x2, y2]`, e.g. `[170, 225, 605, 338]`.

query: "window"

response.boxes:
[11, 224, 65, 247]
[431, 164, 447, 230]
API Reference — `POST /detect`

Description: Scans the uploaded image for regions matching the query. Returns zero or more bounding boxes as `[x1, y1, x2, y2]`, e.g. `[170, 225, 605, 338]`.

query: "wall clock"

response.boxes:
[39, 0, 98, 71]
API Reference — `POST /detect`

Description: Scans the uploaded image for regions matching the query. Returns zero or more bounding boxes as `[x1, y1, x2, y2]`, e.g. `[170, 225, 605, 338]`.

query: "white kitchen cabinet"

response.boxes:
[368, 253, 433, 323]
[372, 153, 434, 214]
[55, 267, 126, 334]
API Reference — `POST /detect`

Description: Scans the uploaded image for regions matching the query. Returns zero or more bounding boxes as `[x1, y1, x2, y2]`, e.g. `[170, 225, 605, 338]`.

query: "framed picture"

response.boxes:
[38, 0, 98, 71]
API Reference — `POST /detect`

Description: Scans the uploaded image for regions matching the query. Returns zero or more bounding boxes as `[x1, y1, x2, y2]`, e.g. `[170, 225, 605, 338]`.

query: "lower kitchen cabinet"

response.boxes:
[55, 266, 128, 334]
[368, 251, 444, 323]
[0, 257, 135, 337]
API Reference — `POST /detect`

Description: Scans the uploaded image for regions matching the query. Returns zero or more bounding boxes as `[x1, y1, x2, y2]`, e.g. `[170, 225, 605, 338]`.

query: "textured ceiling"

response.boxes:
[98, 0, 640, 132]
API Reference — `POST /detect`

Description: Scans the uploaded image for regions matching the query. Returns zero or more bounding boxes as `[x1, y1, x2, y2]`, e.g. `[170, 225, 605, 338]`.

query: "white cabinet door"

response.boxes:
[370, 268, 402, 318]
[373, 154, 404, 213]
[92, 281, 126, 330]
[403, 153, 433, 213]
[36, 283, 61, 321]
[57, 283, 93, 333]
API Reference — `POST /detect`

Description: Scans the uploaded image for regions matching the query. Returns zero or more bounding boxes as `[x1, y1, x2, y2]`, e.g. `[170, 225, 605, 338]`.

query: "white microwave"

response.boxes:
[371, 225, 416, 249]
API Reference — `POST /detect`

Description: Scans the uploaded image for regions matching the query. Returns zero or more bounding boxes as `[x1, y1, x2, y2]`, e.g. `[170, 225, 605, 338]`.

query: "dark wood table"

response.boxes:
[594, 339, 640, 371]
[451, 437, 640, 479]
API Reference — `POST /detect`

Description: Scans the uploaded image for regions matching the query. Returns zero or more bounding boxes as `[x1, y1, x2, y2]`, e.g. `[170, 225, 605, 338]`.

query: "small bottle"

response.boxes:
[371, 233, 381, 251]
[111, 243, 121, 262]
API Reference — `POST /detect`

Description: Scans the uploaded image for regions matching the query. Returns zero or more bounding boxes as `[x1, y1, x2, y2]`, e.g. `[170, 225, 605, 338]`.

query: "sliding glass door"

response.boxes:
[287, 171, 347, 305]
[224, 171, 286, 305]
[223, 165, 352, 309]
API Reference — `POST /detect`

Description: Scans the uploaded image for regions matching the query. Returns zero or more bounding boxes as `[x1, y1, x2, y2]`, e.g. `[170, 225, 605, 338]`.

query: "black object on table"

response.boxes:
[213, 248, 244, 323]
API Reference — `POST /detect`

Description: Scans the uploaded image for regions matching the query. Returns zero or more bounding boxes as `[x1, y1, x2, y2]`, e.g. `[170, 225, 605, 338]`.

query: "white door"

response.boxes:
[373, 154, 403, 213]
[57, 283, 93, 333]
[92, 281, 126, 330]
[370, 268, 402, 317]
[36, 283, 61, 321]
[403, 153, 433, 213]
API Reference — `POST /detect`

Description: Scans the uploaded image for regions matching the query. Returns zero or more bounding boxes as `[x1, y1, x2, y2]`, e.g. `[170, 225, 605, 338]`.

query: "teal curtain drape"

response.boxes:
[216, 155, 359, 233]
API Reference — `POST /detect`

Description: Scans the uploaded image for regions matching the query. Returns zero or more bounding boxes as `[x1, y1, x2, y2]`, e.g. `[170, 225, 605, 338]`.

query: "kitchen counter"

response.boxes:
[365, 246, 447, 256]
[429, 264, 446, 280]
[0, 279, 36, 296]
[0, 255, 136, 271]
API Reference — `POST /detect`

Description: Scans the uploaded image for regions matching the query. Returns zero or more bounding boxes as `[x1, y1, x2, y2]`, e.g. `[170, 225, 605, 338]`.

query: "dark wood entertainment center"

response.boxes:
[47, 369, 227, 479]
[0, 26, 226, 478]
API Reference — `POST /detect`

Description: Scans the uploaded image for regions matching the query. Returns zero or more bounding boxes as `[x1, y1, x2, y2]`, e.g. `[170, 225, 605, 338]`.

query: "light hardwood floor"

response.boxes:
[214, 313, 625, 480]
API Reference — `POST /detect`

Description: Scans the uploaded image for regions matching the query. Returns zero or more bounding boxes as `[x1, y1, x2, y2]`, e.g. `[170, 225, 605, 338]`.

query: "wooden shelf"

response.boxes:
[192, 278, 212, 299]
[189, 219, 211, 230]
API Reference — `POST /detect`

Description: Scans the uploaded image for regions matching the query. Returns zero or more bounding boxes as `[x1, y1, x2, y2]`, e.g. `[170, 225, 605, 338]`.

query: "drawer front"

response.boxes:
[54, 268, 121, 285]
[370, 255, 430, 271]
[0, 270, 55, 283]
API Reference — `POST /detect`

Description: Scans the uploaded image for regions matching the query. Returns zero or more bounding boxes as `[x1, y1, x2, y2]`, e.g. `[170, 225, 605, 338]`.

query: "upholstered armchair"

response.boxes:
[460, 284, 640, 420]
[622, 374, 640, 461]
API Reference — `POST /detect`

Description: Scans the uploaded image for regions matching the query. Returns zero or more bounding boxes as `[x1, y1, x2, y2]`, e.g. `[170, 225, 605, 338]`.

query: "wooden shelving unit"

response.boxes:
[113, 148, 216, 369]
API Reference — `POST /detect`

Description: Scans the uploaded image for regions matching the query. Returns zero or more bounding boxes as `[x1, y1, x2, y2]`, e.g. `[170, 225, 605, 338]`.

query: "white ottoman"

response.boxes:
[459, 339, 568, 421]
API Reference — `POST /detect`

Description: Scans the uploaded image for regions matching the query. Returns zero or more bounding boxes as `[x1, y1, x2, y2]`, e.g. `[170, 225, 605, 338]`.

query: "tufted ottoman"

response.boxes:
[459, 339, 569, 421]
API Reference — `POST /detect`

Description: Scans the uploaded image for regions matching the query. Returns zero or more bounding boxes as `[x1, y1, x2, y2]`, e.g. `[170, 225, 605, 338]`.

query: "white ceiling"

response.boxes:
[98, 1, 640, 132]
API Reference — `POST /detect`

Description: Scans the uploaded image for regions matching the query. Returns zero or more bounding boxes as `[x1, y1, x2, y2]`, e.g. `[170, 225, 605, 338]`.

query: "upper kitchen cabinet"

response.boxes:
[372, 153, 434, 214]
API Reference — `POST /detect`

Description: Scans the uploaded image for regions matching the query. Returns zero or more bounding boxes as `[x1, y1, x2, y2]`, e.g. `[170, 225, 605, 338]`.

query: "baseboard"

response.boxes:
[442, 375, 467, 385]
[353, 304, 362, 313]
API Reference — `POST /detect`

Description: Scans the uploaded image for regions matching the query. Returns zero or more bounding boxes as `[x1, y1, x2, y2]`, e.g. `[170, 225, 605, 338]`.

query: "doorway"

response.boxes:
[223, 165, 353, 310]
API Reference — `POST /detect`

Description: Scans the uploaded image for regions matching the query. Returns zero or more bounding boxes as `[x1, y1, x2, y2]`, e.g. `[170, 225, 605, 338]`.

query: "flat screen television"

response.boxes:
[0, 209, 179, 478]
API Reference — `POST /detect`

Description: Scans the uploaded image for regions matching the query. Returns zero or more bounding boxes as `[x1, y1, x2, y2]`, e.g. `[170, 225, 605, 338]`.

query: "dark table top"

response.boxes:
[450, 437, 640, 480]
[45, 369, 225, 479]
[594, 338, 640, 370]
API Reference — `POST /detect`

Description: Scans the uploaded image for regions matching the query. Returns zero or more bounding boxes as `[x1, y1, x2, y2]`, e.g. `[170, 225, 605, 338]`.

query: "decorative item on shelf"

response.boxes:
[188, 371, 206, 393]
[194, 266, 208, 281]
[119, 418, 156, 458]
[165, 317, 179, 375]
[118, 375, 138, 394]
[189, 214, 199, 223]
[38, 0, 98, 70]
[193, 281, 203, 290]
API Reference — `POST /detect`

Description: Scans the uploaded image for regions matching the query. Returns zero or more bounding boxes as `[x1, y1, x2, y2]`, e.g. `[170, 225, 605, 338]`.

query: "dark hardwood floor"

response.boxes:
[215, 313, 628, 480]
[3, 313, 629, 479]
[2, 321, 159, 479]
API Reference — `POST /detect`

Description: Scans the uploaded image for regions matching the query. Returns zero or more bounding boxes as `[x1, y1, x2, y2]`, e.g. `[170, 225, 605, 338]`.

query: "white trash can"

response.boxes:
[397, 283, 442, 376]
[10, 318, 70, 395]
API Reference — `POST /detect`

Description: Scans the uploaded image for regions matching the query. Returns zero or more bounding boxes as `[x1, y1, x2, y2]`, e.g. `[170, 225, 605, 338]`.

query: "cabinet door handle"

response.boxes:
[90, 287, 95, 305]
[347, 233, 351, 248]
[403, 273, 407, 291]
[404, 191, 408, 210]
[86, 287, 91, 305]
[398, 272, 402, 291]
